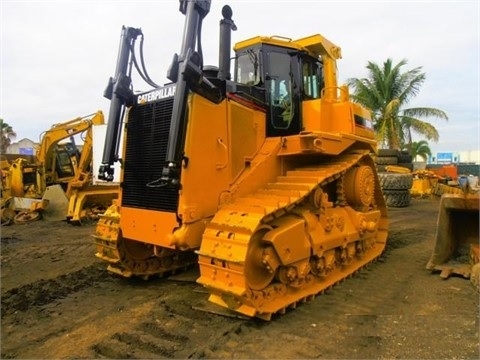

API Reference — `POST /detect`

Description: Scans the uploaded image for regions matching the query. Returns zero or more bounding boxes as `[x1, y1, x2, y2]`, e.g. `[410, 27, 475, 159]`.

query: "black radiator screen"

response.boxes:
[121, 98, 178, 212]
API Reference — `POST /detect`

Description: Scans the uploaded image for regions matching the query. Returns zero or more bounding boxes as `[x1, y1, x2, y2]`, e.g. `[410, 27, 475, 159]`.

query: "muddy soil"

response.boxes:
[1, 198, 479, 359]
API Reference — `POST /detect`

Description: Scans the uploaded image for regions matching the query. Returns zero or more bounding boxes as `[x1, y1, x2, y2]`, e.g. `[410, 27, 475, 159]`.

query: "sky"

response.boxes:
[1, 0, 479, 158]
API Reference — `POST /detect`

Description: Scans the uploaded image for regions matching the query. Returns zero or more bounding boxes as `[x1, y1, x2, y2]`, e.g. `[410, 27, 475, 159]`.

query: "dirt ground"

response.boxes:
[1, 197, 479, 359]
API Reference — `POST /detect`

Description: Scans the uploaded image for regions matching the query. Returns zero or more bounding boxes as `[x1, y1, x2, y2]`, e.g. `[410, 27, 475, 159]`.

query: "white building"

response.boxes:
[458, 150, 480, 164]
[6, 138, 38, 155]
[428, 150, 480, 165]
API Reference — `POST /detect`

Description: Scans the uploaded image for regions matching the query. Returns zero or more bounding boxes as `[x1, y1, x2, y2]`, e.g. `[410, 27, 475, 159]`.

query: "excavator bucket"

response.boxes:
[41, 184, 69, 221]
[426, 192, 480, 280]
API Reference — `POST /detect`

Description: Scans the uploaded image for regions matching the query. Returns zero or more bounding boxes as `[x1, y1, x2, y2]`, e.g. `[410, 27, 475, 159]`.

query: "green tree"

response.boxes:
[0, 118, 17, 154]
[348, 58, 448, 150]
[404, 140, 432, 162]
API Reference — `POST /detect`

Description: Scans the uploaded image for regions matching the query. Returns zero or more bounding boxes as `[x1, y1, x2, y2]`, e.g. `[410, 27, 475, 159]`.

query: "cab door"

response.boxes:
[264, 48, 300, 137]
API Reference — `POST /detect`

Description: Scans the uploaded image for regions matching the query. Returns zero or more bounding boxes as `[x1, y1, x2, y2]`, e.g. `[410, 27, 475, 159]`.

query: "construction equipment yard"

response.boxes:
[0, 1, 478, 358]
[1, 197, 478, 359]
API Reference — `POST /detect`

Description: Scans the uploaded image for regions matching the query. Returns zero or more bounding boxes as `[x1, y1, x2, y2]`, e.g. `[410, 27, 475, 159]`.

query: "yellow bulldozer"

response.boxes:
[94, 0, 388, 320]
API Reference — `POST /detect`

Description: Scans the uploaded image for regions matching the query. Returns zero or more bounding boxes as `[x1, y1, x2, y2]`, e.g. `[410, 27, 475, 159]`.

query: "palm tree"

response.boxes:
[348, 58, 448, 150]
[0, 118, 17, 154]
[405, 140, 432, 162]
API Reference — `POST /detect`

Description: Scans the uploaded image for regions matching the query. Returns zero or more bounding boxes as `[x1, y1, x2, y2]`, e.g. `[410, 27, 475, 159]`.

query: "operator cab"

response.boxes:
[55, 142, 79, 178]
[230, 36, 324, 137]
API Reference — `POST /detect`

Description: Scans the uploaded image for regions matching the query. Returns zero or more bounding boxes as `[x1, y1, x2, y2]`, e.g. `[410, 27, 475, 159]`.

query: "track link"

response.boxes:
[197, 150, 388, 320]
[93, 203, 197, 279]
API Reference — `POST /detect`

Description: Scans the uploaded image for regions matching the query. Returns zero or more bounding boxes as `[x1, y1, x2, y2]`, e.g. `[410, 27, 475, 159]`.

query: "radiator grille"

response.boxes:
[121, 97, 178, 212]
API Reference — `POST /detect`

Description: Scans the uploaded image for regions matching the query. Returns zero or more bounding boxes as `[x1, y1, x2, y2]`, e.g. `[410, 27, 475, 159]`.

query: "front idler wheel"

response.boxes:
[244, 227, 278, 291]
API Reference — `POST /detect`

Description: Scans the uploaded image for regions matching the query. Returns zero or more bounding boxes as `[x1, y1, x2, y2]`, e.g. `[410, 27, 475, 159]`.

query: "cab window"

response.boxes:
[302, 59, 323, 99]
[267, 51, 294, 129]
[235, 49, 261, 85]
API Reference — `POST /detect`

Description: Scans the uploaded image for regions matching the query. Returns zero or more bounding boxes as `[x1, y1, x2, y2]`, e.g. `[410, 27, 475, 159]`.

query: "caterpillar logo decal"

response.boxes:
[137, 85, 176, 104]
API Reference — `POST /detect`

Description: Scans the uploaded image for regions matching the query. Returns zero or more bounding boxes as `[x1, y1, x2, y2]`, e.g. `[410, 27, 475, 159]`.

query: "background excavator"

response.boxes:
[94, 0, 388, 320]
[1, 113, 91, 207]
[63, 114, 119, 225]
[1, 112, 118, 225]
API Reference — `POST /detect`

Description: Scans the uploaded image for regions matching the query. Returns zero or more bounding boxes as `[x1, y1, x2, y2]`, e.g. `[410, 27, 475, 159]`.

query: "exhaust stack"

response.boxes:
[218, 5, 237, 81]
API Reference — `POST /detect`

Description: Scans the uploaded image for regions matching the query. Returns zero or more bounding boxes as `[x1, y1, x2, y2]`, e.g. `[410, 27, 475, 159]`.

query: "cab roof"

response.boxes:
[234, 34, 342, 60]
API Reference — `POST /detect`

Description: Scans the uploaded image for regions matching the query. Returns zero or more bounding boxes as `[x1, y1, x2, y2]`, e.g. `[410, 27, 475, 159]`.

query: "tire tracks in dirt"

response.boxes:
[1, 263, 111, 318]
[1, 265, 246, 359]
[88, 280, 247, 359]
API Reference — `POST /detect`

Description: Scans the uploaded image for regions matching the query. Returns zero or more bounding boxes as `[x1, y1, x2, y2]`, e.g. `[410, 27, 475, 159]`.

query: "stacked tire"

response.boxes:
[397, 150, 414, 171]
[374, 149, 399, 172]
[374, 149, 414, 207]
[378, 173, 413, 207]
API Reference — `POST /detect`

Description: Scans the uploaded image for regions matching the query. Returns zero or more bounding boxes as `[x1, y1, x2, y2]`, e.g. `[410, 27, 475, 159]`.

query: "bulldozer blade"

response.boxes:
[426, 193, 480, 279]
[41, 185, 69, 221]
